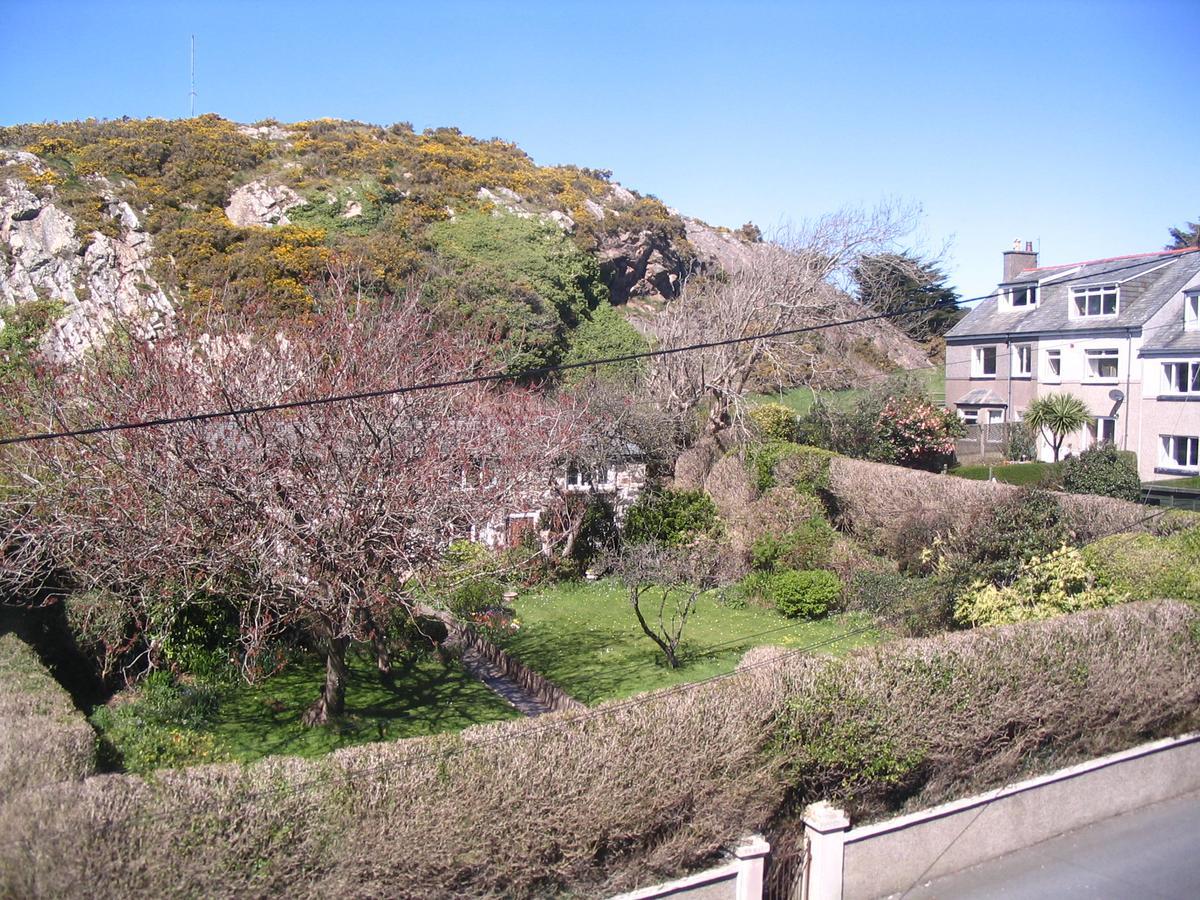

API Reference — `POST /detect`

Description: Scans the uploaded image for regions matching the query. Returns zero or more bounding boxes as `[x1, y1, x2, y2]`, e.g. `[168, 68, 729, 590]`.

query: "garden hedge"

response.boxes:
[0, 634, 95, 801]
[3, 602, 1198, 898]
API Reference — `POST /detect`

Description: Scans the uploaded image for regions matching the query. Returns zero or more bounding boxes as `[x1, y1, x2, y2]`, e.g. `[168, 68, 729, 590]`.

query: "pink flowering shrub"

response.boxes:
[874, 397, 965, 471]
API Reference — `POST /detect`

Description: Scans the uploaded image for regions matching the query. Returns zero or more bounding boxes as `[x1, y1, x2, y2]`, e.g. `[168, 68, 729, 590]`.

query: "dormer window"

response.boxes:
[1071, 284, 1118, 318]
[1186, 290, 1199, 332]
[1000, 285, 1037, 311]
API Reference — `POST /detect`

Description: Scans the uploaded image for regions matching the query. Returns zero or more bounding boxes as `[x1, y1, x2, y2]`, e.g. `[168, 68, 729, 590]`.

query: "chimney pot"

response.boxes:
[1013, 239, 1022, 251]
[1025, 241, 1033, 252]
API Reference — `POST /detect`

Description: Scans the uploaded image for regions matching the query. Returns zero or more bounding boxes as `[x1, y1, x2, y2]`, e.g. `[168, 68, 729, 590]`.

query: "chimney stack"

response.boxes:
[1003, 239, 1038, 281]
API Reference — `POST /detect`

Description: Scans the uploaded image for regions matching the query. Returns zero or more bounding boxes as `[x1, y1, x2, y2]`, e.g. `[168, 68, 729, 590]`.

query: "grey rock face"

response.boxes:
[0, 177, 174, 360]
[224, 181, 303, 227]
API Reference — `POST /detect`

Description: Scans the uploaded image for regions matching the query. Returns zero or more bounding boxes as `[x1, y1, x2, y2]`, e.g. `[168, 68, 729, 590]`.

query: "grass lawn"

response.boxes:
[950, 461, 1052, 486]
[749, 367, 945, 417]
[1149, 476, 1200, 489]
[95, 649, 520, 770]
[494, 579, 880, 705]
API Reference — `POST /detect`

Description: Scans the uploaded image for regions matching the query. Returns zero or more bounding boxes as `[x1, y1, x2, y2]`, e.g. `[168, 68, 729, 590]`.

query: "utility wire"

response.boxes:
[3, 249, 1193, 448]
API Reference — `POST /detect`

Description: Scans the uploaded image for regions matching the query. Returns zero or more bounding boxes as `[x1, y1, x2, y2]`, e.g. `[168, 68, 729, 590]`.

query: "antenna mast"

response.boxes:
[189, 35, 196, 117]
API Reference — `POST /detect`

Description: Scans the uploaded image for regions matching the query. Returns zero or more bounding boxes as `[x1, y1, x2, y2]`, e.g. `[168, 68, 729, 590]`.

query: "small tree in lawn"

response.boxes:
[615, 543, 721, 669]
[2, 271, 587, 725]
[1024, 393, 1090, 462]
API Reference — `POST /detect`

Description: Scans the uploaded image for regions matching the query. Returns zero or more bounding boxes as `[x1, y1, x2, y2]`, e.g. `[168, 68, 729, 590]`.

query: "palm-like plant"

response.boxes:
[1024, 392, 1090, 461]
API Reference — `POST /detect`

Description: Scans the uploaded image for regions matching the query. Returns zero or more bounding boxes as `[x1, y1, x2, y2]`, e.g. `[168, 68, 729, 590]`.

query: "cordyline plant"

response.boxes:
[1, 276, 588, 725]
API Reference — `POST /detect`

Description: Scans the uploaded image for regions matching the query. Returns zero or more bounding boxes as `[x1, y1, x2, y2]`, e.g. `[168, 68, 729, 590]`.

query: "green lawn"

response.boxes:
[1150, 476, 1200, 489]
[950, 462, 1053, 486]
[750, 367, 945, 417]
[94, 649, 520, 771]
[494, 579, 879, 705]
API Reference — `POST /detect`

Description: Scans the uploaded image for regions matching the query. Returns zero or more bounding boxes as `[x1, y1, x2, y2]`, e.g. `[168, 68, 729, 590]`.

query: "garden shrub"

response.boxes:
[944, 488, 1069, 589]
[1004, 420, 1038, 462]
[844, 571, 953, 636]
[768, 570, 842, 619]
[1083, 528, 1200, 603]
[749, 516, 836, 572]
[624, 489, 720, 546]
[749, 403, 799, 443]
[953, 545, 1122, 627]
[1061, 443, 1141, 502]
[448, 578, 505, 618]
[747, 441, 834, 493]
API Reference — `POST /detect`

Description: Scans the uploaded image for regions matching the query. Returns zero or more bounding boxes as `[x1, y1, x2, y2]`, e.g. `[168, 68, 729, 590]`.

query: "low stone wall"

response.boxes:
[451, 620, 586, 713]
[610, 835, 769, 900]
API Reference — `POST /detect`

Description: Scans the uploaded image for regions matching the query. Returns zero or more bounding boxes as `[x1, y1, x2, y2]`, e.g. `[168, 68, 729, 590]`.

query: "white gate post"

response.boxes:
[803, 802, 850, 900]
[734, 835, 771, 900]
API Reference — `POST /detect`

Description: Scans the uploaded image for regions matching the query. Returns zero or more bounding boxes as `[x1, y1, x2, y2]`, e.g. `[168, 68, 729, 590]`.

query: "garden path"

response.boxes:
[456, 642, 553, 717]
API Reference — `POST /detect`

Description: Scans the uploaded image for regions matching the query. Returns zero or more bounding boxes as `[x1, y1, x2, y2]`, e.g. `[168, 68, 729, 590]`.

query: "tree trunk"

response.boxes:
[303, 635, 349, 726]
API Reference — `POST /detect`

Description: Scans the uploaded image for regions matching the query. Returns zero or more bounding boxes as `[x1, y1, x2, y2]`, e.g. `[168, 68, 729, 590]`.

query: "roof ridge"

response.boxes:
[1022, 246, 1195, 274]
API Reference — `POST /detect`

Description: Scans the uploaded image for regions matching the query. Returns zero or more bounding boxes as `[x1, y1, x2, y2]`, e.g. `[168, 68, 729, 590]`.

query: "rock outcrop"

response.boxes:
[0, 176, 173, 361]
[224, 181, 303, 227]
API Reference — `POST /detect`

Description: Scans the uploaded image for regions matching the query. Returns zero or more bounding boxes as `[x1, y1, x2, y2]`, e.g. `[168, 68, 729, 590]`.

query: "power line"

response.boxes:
[2, 249, 1193, 448]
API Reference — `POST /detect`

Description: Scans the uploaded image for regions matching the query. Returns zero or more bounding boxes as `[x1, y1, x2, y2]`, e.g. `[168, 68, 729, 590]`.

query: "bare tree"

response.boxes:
[615, 542, 722, 669]
[2, 278, 587, 724]
[644, 204, 918, 435]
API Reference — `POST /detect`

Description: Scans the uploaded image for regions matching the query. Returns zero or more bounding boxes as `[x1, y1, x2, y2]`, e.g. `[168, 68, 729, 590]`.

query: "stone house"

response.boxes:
[945, 243, 1200, 480]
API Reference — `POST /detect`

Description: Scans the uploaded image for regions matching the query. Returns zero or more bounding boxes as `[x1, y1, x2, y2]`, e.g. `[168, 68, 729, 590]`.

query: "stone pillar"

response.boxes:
[734, 835, 771, 900]
[803, 802, 850, 900]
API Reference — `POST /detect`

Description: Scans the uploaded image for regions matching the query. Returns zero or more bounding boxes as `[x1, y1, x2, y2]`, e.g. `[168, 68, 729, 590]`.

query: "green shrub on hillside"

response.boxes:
[750, 517, 836, 572]
[953, 545, 1122, 627]
[767, 569, 842, 619]
[748, 441, 835, 493]
[749, 403, 799, 443]
[560, 301, 648, 383]
[624, 489, 721, 547]
[1082, 528, 1200, 603]
[1061, 443, 1141, 502]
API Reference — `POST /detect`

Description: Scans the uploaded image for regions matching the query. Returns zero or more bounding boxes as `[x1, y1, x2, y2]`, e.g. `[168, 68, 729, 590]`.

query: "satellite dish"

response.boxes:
[1109, 389, 1125, 402]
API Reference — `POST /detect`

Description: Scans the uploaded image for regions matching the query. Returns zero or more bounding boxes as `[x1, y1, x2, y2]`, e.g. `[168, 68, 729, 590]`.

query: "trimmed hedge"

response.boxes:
[1083, 528, 1200, 603]
[0, 634, 95, 801]
[3, 602, 1198, 898]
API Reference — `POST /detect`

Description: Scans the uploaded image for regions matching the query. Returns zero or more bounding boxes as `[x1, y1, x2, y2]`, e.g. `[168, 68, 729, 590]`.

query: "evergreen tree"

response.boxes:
[852, 252, 962, 340]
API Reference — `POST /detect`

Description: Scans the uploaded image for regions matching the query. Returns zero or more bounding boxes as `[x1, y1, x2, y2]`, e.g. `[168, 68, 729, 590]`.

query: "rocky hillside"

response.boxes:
[0, 116, 926, 378]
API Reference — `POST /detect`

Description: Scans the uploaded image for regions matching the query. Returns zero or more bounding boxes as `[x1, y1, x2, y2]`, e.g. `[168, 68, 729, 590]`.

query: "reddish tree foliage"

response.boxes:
[1, 287, 586, 724]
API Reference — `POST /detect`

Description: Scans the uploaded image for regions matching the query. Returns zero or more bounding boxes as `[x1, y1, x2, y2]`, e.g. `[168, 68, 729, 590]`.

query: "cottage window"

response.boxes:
[986, 408, 1005, 424]
[1085, 348, 1119, 381]
[959, 407, 979, 425]
[1044, 348, 1062, 382]
[1013, 344, 1034, 377]
[1004, 285, 1038, 310]
[1161, 435, 1200, 471]
[1088, 417, 1117, 447]
[1186, 292, 1200, 331]
[1071, 284, 1118, 317]
[1163, 361, 1200, 395]
[973, 346, 997, 377]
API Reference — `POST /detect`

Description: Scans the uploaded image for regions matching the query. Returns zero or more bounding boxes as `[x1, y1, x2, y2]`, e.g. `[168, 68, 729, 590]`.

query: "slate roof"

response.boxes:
[947, 249, 1200, 341]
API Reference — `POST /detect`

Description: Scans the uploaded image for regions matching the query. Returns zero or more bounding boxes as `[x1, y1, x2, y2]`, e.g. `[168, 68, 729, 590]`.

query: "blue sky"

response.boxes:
[2, 0, 1196, 300]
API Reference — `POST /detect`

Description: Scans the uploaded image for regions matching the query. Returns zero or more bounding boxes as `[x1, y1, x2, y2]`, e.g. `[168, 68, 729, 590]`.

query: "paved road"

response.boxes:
[901, 789, 1200, 899]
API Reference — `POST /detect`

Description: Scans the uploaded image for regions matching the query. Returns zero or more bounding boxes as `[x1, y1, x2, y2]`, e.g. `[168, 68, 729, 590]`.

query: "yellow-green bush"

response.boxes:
[1082, 528, 1200, 603]
[954, 545, 1122, 627]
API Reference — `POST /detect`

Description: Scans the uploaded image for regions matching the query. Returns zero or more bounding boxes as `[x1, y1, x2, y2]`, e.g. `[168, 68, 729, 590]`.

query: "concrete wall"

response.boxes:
[610, 836, 769, 900]
[802, 733, 1200, 900]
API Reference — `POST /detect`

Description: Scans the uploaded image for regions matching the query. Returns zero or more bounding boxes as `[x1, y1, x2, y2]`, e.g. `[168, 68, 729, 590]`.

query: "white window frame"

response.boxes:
[1002, 285, 1038, 311]
[1186, 291, 1200, 332]
[959, 407, 979, 425]
[1012, 344, 1034, 378]
[1088, 416, 1117, 447]
[1162, 361, 1200, 396]
[1084, 347, 1120, 382]
[986, 408, 1005, 424]
[1070, 283, 1119, 319]
[972, 346, 997, 378]
[1160, 435, 1200, 472]
[1043, 348, 1062, 383]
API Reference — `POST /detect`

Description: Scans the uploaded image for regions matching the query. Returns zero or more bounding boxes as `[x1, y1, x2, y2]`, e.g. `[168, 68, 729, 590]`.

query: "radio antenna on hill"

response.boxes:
[189, 35, 196, 117]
